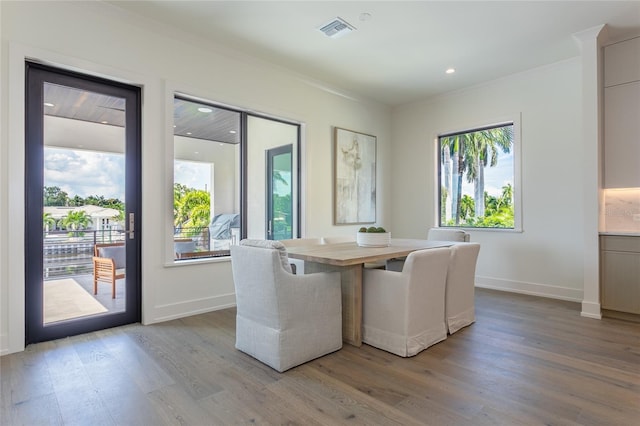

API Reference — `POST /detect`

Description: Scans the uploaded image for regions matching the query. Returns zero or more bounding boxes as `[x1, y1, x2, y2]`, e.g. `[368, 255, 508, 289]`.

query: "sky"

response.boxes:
[472, 151, 514, 197]
[44, 147, 125, 200]
[174, 160, 212, 192]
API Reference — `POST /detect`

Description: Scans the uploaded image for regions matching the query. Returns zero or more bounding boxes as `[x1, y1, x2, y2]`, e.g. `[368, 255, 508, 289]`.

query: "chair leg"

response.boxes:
[112, 279, 116, 299]
[94, 276, 98, 295]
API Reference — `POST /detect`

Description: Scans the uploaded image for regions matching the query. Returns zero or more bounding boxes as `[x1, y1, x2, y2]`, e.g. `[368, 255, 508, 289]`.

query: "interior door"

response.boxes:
[266, 144, 293, 240]
[25, 62, 141, 344]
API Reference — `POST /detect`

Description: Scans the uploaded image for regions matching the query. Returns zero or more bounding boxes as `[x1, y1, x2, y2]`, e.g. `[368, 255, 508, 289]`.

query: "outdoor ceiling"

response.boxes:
[106, 1, 640, 106]
[43, 85, 240, 143]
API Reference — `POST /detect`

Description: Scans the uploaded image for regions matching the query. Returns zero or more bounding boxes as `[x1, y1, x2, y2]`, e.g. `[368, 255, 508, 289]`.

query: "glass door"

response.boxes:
[25, 62, 141, 344]
[266, 145, 293, 240]
[245, 115, 300, 240]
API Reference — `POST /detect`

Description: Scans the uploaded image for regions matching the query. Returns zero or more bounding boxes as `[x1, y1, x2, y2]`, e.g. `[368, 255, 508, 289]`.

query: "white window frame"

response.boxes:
[434, 114, 522, 232]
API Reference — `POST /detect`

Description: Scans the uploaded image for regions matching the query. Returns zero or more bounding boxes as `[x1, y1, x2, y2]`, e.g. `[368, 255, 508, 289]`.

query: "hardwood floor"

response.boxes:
[2, 289, 639, 425]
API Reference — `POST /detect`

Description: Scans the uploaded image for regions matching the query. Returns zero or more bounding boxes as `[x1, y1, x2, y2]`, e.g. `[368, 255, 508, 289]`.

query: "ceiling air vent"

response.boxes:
[318, 17, 355, 39]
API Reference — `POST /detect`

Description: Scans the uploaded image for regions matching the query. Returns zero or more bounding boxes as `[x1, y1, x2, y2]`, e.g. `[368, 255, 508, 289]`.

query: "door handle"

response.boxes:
[124, 212, 135, 239]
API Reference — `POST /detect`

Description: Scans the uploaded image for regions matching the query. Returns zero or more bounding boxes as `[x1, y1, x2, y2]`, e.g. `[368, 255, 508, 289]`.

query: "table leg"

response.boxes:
[304, 261, 363, 346]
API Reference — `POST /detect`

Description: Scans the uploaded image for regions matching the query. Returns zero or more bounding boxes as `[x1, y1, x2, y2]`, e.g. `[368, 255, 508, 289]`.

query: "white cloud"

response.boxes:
[44, 147, 125, 200]
[174, 160, 211, 191]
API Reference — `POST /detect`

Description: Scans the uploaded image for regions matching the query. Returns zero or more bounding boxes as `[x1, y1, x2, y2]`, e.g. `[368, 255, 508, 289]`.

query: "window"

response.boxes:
[172, 95, 300, 261]
[438, 121, 519, 230]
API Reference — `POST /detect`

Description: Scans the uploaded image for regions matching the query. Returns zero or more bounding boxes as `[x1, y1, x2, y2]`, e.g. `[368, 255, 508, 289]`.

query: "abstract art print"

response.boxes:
[334, 127, 376, 224]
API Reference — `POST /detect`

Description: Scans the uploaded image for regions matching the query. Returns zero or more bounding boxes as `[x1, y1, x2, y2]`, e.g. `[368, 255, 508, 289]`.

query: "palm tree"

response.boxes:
[440, 134, 471, 224]
[441, 125, 512, 225]
[43, 213, 57, 232]
[459, 194, 475, 221]
[462, 126, 513, 218]
[496, 183, 513, 211]
[174, 188, 211, 236]
[59, 210, 92, 237]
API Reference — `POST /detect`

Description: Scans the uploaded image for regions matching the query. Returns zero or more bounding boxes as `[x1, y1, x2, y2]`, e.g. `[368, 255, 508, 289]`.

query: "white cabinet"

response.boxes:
[604, 82, 640, 188]
[600, 236, 640, 314]
[603, 36, 640, 189]
[604, 37, 640, 87]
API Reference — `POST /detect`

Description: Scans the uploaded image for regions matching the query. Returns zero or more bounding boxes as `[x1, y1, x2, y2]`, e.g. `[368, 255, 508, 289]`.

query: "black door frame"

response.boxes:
[25, 62, 141, 344]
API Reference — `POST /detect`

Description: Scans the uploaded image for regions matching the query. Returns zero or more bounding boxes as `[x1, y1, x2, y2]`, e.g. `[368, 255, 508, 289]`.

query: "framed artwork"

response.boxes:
[333, 127, 377, 224]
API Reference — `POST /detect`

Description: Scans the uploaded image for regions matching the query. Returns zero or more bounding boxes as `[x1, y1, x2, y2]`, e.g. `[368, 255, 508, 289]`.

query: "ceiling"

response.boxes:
[106, 1, 640, 106]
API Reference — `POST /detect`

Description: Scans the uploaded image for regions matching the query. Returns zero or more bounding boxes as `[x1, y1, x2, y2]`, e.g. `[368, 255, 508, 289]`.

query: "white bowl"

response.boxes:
[356, 232, 391, 247]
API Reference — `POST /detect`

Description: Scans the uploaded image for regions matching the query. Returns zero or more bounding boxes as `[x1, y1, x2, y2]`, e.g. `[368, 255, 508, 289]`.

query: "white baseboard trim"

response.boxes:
[0, 333, 9, 356]
[475, 276, 583, 302]
[580, 301, 602, 319]
[147, 293, 236, 324]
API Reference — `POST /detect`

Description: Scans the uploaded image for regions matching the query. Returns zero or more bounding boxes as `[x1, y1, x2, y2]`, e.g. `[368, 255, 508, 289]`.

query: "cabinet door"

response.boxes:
[604, 82, 640, 188]
[604, 37, 640, 87]
[601, 250, 640, 314]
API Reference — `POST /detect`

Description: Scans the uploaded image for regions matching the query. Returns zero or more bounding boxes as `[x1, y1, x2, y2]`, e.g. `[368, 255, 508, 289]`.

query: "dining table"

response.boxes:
[285, 238, 454, 346]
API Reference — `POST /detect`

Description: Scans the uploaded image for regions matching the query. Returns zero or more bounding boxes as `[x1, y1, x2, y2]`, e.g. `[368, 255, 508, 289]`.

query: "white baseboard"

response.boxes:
[147, 293, 236, 325]
[0, 333, 8, 356]
[580, 301, 602, 319]
[475, 276, 583, 302]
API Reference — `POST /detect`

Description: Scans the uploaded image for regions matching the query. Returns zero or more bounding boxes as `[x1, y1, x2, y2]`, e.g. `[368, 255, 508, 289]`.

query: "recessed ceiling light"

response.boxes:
[229, 130, 237, 134]
[101, 121, 108, 124]
[173, 125, 177, 128]
[44, 102, 54, 107]
[446, 68, 456, 74]
[186, 132, 192, 135]
[198, 107, 213, 113]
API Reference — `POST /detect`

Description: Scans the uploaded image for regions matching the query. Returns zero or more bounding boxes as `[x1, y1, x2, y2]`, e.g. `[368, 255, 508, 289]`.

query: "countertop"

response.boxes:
[600, 232, 640, 237]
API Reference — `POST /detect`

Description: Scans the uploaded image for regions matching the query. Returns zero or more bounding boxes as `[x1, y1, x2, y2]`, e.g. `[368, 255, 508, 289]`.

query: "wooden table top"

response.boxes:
[286, 238, 454, 266]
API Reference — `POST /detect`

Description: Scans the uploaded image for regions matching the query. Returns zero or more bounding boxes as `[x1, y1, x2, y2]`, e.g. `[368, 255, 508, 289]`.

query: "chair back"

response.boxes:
[401, 248, 451, 334]
[427, 228, 470, 242]
[95, 243, 126, 268]
[446, 243, 480, 333]
[362, 247, 450, 356]
[230, 239, 293, 329]
[230, 238, 342, 371]
[174, 239, 196, 256]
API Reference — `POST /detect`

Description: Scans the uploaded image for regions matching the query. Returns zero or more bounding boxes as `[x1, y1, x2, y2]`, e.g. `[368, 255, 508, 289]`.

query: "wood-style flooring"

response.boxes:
[2, 289, 639, 425]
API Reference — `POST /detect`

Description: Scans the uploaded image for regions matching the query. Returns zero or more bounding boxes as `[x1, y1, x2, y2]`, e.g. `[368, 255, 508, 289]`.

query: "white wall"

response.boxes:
[0, 1, 390, 354]
[391, 58, 586, 301]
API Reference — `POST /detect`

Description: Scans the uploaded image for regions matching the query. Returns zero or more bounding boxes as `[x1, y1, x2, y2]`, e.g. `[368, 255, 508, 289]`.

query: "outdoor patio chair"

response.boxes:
[93, 243, 125, 299]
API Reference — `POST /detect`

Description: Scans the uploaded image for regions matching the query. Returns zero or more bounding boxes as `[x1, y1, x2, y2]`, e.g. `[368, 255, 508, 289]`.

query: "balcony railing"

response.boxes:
[42, 227, 226, 278]
[43, 230, 125, 279]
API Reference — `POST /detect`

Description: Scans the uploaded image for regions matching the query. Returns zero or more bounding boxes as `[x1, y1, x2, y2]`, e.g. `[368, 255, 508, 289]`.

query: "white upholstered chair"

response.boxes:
[427, 227, 471, 242]
[280, 237, 323, 274]
[445, 243, 480, 334]
[385, 228, 471, 272]
[230, 239, 342, 372]
[362, 247, 450, 357]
